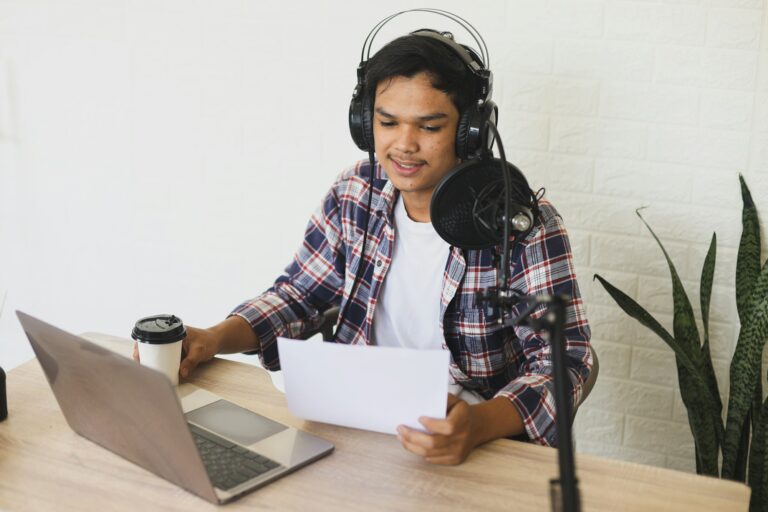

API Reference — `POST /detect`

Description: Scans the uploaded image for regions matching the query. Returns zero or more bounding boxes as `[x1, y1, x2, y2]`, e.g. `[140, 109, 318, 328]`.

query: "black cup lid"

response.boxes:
[132, 314, 186, 344]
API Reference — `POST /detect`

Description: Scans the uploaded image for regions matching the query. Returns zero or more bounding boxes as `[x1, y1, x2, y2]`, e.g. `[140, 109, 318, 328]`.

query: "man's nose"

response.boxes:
[394, 125, 419, 153]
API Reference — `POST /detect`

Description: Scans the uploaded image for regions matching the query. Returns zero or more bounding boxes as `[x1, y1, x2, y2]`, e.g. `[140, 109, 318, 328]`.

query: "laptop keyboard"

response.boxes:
[189, 423, 281, 491]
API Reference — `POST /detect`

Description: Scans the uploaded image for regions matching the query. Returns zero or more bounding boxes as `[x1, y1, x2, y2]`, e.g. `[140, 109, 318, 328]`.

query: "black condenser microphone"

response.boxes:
[430, 156, 537, 251]
[431, 120, 539, 314]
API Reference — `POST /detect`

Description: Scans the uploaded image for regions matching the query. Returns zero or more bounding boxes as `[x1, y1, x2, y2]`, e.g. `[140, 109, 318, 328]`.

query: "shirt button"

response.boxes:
[376, 260, 382, 267]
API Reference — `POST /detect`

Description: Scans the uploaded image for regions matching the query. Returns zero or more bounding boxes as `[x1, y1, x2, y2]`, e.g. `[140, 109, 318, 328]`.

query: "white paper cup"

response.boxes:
[136, 339, 184, 385]
[132, 314, 186, 386]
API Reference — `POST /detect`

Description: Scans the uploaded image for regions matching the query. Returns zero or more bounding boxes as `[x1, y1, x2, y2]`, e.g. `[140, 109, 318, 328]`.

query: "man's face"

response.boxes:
[373, 72, 460, 220]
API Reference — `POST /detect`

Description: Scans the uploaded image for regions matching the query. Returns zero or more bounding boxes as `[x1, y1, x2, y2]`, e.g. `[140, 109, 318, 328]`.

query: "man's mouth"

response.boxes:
[390, 157, 426, 175]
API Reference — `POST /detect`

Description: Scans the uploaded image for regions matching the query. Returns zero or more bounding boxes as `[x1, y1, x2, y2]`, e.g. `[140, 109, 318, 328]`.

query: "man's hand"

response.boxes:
[132, 315, 260, 378]
[132, 326, 222, 379]
[396, 394, 478, 465]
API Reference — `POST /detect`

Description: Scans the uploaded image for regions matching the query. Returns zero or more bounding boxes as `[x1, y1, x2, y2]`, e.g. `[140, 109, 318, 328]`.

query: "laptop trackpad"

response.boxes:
[186, 399, 287, 446]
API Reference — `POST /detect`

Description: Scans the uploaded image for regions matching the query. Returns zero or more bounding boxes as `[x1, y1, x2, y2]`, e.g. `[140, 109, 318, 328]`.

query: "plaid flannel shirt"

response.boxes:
[231, 159, 592, 447]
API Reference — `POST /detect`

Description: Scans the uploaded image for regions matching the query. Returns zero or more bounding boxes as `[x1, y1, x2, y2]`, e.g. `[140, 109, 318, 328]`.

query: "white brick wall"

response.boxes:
[493, 0, 767, 474]
[0, 0, 767, 477]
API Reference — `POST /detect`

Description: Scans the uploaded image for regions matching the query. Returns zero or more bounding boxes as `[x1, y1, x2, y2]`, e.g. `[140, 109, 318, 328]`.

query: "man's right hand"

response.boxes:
[132, 315, 259, 379]
[178, 326, 222, 378]
[132, 326, 222, 379]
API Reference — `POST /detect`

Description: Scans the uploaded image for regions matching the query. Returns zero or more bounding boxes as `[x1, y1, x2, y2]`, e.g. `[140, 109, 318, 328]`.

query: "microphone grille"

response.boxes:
[431, 158, 535, 250]
[431, 160, 501, 249]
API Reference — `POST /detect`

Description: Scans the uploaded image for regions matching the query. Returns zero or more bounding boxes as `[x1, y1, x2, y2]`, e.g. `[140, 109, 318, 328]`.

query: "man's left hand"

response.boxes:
[396, 394, 477, 465]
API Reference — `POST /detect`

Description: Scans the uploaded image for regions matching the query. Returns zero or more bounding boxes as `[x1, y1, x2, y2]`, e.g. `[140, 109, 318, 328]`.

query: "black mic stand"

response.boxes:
[478, 122, 581, 512]
[479, 289, 581, 512]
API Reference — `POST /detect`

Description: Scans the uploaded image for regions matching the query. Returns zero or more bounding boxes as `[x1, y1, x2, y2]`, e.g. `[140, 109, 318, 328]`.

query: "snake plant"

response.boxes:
[595, 175, 768, 511]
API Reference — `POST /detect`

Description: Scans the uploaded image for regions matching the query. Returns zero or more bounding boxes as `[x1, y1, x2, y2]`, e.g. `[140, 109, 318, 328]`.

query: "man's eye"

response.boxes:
[379, 121, 396, 127]
[423, 126, 442, 132]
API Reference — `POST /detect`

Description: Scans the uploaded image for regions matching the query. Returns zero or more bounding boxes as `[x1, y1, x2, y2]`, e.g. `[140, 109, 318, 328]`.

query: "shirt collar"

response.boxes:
[371, 161, 398, 221]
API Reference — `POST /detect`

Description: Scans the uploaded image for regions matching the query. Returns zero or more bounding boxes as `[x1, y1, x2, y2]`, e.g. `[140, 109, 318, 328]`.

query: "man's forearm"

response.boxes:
[470, 396, 526, 447]
[210, 315, 261, 354]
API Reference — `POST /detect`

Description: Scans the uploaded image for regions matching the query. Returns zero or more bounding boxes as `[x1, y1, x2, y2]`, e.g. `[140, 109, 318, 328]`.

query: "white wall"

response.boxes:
[1, 0, 767, 474]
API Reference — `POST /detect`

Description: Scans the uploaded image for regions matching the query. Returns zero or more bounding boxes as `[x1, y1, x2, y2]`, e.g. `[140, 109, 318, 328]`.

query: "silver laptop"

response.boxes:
[16, 311, 334, 505]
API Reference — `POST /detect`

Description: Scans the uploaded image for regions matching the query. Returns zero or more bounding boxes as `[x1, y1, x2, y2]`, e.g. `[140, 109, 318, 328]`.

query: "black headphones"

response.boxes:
[335, 10, 505, 341]
[348, 10, 498, 160]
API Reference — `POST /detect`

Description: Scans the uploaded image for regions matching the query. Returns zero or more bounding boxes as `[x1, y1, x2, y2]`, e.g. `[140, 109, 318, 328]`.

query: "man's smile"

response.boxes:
[390, 156, 426, 175]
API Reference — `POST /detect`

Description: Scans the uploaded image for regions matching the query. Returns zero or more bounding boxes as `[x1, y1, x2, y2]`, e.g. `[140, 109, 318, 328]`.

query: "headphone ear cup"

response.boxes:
[455, 101, 497, 160]
[349, 95, 369, 152]
[361, 94, 375, 152]
[455, 107, 474, 160]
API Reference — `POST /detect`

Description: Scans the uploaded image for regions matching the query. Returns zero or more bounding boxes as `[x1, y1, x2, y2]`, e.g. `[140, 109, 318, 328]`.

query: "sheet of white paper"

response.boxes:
[277, 338, 450, 435]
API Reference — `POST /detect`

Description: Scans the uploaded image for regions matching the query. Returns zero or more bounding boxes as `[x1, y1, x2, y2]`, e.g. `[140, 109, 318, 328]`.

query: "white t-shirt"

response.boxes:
[373, 196, 484, 404]
[373, 195, 451, 351]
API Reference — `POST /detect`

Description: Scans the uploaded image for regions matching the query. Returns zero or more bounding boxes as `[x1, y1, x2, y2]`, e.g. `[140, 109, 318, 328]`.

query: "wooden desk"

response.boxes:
[0, 333, 750, 511]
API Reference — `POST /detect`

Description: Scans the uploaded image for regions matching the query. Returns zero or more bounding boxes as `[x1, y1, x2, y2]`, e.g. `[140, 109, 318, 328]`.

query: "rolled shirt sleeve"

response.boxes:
[495, 209, 592, 447]
[229, 173, 348, 371]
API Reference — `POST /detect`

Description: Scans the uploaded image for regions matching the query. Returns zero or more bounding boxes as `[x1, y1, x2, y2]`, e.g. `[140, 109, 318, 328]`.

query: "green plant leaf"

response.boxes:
[755, 384, 763, 457]
[736, 174, 763, 483]
[636, 209, 702, 360]
[754, 375, 763, 480]
[593, 274, 717, 401]
[747, 392, 768, 512]
[678, 360, 721, 476]
[723, 176, 767, 480]
[596, 273, 725, 473]
[700, 233, 723, 425]
[679, 234, 722, 476]
[695, 446, 701, 475]
[636, 211, 723, 463]
[723, 265, 768, 479]
[701, 233, 716, 346]
[734, 411, 751, 482]
[737, 174, 760, 323]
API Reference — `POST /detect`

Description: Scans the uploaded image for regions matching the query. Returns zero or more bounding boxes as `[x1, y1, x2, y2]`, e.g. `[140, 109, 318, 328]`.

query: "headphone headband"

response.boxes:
[408, 29, 491, 105]
[360, 8, 490, 69]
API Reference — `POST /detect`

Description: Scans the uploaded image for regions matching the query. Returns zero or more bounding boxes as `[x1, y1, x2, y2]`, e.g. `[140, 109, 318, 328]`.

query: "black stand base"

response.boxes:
[550, 478, 580, 512]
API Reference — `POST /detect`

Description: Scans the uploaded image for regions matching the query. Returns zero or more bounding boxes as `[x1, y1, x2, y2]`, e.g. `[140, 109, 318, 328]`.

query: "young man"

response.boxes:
[135, 32, 592, 465]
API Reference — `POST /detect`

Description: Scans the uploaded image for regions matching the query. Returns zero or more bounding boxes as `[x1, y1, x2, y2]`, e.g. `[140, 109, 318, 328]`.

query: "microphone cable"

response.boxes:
[482, 120, 540, 306]
[485, 121, 513, 292]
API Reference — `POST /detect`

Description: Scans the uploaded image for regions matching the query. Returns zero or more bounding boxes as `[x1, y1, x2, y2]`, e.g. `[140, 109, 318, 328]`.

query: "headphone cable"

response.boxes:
[332, 151, 377, 340]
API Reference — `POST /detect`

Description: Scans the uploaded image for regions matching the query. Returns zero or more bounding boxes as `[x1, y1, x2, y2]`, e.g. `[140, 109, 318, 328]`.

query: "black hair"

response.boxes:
[364, 34, 476, 114]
